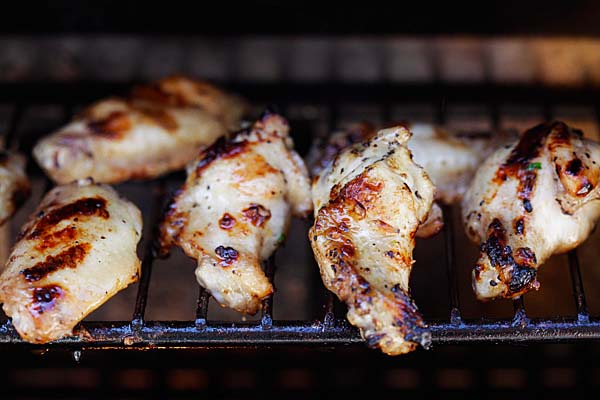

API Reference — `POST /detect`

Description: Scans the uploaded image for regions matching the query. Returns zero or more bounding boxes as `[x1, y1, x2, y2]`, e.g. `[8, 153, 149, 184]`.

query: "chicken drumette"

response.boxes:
[310, 125, 437, 355]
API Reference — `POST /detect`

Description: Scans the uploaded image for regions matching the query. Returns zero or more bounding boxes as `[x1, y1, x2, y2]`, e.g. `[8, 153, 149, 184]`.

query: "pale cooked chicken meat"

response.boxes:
[159, 112, 312, 315]
[409, 122, 492, 204]
[310, 125, 436, 355]
[0, 150, 30, 225]
[33, 76, 247, 184]
[463, 121, 600, 300]
[0, 178, 142, 343]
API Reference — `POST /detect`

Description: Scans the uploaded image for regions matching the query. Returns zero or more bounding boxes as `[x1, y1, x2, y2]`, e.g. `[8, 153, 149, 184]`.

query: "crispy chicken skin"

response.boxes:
[463, 121, 600, 300]
[0, 150, 30, 225]
[33, 76, 247, 184]
[0, 179, 142, 343]
[308, 122, 491, 204]
[159, 112, 312, 315]
[309, 125, 435, 355]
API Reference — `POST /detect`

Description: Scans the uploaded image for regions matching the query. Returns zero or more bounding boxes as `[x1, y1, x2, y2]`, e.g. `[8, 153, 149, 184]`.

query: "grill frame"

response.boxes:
[1, 81, 600, 351]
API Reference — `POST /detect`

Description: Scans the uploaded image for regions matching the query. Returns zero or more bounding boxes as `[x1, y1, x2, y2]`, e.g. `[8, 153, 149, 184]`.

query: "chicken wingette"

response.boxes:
[33, 76, 247, 184]
[159, 112, 312, 315]
[0, 178, 142, 343]
[310, 125, 436, 355]
[463, 121, 600, 300]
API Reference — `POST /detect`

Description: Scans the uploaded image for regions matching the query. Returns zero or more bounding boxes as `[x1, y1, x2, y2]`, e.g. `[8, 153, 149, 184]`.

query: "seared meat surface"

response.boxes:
[463, 121, 600, 300]
[310, 125, 436, 355]
[159, 112, 312, 315]
[0, 179, 142, 343]
[33, 76, 247, 184]
[0, 150, 30, 226]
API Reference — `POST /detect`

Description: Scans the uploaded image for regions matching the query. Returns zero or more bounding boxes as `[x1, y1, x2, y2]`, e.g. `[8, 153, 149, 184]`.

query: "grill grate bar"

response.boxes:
[322, 292, 336, 329]
[195, 288, 210, 329]
[2, 318, 600, 348]
[512, 297, 529, 327]
[260, 256, 277, 329]
[3, 104, 23, 151]
[442, 205, 461, 325]
[568, 250, 590, 323]
[320, 102, 339, 330]
[131, 180, 167, 329]
[131, 237, 155, 328]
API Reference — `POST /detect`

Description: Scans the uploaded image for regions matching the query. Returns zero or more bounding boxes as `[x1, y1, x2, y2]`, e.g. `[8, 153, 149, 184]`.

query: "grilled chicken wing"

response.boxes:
[0, 150, 30, 225]
[0, 178, 142, 343]
[33, 76, 247, 184]
[463, 121, 600, 300]
[309, 125, 435, 355]
[159, 112, 312, 315]
[308, 122, 491, 204]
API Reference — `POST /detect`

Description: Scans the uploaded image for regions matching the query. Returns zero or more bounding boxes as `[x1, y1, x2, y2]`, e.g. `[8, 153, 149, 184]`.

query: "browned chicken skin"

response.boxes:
[463, 121, 600, 300]
[0, 179, 142, 343]
[33, 76, 247, 184]
[310, 125, 436, 355]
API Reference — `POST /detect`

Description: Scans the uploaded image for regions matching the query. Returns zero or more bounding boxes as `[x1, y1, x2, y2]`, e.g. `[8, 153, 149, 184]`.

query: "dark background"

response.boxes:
[1, 0, 600, 35]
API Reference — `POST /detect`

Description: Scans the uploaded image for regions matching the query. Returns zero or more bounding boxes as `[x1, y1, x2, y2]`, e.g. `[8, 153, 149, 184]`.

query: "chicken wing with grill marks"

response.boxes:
[0, 178, 142, 343]
[159, 112, 312, 315]
[463, 121, 600, 300]
[33, 76, 247, 184]
[0, 150, 30, 226]
[309, 125, 435, 355]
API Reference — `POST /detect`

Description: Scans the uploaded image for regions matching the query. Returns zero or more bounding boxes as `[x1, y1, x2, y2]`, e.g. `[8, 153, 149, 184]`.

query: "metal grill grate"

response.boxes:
[1, 82, 600, 351]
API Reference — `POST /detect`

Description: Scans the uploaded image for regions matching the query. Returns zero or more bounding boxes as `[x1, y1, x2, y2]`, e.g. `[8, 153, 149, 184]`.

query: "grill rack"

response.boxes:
[0, 82, 600, 351]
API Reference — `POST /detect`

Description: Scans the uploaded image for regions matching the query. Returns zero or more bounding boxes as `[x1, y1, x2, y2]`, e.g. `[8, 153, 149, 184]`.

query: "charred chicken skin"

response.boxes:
[159, 112, 312, 315]
[33, 76, 247, 184]
[463, 121, 600, 300]
[0, 179, 142, 343]
[310, 125, 436, 355]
